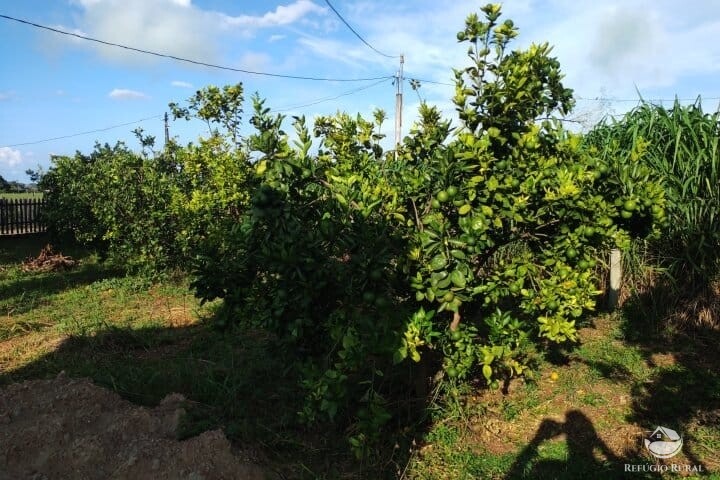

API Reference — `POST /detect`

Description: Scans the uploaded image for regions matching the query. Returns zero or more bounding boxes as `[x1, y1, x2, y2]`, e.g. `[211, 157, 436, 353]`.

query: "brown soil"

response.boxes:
[0, 373, 268, 480]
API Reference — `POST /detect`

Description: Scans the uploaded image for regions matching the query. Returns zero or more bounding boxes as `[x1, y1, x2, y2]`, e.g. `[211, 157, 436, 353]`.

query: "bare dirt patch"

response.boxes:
[0, 374, 269, 480]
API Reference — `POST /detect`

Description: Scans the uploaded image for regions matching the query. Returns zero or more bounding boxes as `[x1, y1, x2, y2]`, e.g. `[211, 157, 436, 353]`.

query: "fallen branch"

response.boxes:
[21, 244, 77, 272]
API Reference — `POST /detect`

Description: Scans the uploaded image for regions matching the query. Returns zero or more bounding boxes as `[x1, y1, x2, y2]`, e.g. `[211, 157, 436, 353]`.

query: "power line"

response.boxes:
[1, 80, 392, 148]
[407, 77, 454, 87]
[0, 13, 391, 82]
[272, 77, 391, 112]
[323, 0, 398, 59]
[1, 115, 163, 148]
[576, 95, 720, 103]
[406, 77, 720, 103]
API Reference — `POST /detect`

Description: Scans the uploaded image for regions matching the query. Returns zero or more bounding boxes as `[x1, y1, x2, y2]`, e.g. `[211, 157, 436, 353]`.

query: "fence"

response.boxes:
[0, 198, 46, 235]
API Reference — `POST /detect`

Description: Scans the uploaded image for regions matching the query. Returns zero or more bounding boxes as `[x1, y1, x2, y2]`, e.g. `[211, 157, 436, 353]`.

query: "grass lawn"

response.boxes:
[1, 234, 718, 479]
[404, 313, 720, 479]
[0, 235, 358, 479]
[0, 192, 43, 199]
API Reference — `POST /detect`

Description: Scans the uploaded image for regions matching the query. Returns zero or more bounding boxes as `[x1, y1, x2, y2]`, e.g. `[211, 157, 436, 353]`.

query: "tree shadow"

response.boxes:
[0, 233, 87, 264]
[0, 263, 125, 317]
[618, 279, 720, 475]
[0, 314, 437, 478]
[0, 322, 355, 479]
[582, 359, 635, 382]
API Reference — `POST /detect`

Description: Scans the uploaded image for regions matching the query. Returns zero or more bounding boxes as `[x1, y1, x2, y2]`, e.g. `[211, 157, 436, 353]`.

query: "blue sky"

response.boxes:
[1, 0, 719, 181]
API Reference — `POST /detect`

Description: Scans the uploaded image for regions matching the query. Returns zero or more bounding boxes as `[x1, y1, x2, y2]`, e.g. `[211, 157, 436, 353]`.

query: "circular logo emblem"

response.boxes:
[644, 426, 683, 459]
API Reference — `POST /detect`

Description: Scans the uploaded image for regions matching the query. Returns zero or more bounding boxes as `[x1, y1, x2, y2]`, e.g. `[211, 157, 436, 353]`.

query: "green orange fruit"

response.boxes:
[623, 199, 638, 211]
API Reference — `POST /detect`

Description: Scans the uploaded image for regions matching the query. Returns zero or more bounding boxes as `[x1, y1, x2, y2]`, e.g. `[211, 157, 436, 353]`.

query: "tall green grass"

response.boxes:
[587, 99, 720, 291]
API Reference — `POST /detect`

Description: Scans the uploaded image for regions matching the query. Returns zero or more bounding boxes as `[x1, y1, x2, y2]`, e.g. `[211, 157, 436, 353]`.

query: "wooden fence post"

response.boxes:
[0, 197, 46, 235]
[608, 248, 622, 310]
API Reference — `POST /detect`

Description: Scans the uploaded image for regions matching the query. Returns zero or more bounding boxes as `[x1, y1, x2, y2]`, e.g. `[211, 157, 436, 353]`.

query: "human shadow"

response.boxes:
[504, 410, 647, 479]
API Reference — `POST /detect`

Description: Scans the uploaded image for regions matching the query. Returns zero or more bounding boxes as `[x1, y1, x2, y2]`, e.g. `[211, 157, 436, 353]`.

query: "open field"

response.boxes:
[1, 235, 718, 479]
[0, 192, 43, 199]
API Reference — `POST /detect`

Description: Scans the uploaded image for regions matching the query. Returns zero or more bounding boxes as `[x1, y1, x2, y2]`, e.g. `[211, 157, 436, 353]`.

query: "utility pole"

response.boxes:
[164, 112, 170, 146]
[394, 54, 404, 152]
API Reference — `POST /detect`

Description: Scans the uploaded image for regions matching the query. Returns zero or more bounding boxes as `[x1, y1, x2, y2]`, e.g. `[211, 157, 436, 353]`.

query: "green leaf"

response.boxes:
[450, 249, 466, 260]
[429, 254, 448, 271]
[450, 270, 467, 288]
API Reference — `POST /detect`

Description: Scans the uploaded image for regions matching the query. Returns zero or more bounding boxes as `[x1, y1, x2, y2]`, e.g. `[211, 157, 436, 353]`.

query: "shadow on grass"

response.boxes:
[618, 280, 720, 475]
[0, 233, 89, 264]
[0, 321, 392, 479]
[498, 280, 719, 478]
[582, 359, 635, 382]
[503, 410, 647, 479]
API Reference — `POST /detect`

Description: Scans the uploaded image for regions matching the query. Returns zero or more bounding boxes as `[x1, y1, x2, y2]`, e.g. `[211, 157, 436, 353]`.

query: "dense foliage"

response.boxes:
[190, 4, 664, 455]
[39, 86, 252, 273]
[37, 3, 675, 457]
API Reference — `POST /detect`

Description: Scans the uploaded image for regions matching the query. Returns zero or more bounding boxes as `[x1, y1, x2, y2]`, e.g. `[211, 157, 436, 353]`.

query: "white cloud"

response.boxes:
[0, 148, 23, 168]
[0, 91, 14, 101]
[67, 0, 218, 64]
[171, 80, 193, 88]
[296, 36, 369, 69]
[108, 88, 149, 100]
[292, 0, 720, 116]
[269, 34, 286, 42]
[223, 1, 326, 28]
[59, 0, 327, 68]
[500, 0, 720, 99]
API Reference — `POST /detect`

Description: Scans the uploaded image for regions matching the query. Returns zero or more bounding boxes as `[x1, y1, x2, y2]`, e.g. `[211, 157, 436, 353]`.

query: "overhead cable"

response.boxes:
[1, 80, 393, 147]
[1, 115, 163, 148]
[407, 77, 454, 86]
[0, 14, 392, 82]
[272, 77, 391, 112]
[323, 0, 399, 59]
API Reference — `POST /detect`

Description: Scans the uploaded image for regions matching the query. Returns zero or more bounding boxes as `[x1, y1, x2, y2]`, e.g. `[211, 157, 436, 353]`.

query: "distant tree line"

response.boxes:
[0, 172, 39, 193]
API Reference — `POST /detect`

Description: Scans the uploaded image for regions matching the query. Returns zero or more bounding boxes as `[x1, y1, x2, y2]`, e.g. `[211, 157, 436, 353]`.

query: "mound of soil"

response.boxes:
[0, 374, 268, 480]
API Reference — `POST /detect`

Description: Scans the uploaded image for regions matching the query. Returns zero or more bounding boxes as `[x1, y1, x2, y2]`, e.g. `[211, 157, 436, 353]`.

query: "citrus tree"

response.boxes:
[190, 4, 666, 456]
[397, 4, 665, 383]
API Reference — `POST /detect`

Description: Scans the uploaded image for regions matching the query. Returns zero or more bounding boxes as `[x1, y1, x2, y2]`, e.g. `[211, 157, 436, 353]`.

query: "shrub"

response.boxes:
[190, 4, 664, 456]
[40, 142, 181, 272]
[39, 84, 253, 274]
